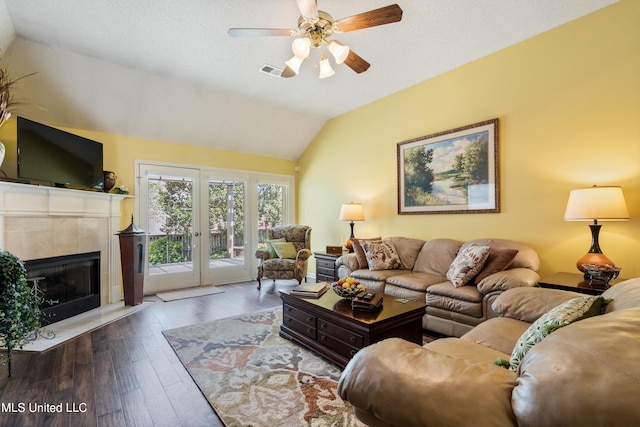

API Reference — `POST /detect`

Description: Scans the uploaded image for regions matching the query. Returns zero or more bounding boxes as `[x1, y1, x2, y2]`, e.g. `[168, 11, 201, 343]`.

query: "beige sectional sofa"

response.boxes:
[336, 237, 540, 336]
[337, 278, 640, 427]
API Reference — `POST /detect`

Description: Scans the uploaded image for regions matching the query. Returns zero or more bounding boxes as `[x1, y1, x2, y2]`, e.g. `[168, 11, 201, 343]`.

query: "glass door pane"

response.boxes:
[201, 176, 251, 285]
[138, 164, 200, 292]
[257, 182, 287, 245]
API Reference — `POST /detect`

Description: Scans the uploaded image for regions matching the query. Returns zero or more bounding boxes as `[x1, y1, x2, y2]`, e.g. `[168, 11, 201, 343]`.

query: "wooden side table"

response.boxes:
[313, 252, 341, 283]
[537, 272, 624, 295]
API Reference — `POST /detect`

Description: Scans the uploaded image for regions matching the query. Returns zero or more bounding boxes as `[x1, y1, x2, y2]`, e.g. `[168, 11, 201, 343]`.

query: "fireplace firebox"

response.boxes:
[24, 252, 101, 325]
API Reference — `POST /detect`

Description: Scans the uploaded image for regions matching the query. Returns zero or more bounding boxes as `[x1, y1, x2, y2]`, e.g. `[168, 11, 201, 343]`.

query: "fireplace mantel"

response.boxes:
[0, 181, 128, 305]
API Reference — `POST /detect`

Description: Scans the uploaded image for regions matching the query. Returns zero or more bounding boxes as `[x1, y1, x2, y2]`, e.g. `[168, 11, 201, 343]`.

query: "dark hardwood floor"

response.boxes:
[0, 280, 438, 426]
[0, 281, 285, 427]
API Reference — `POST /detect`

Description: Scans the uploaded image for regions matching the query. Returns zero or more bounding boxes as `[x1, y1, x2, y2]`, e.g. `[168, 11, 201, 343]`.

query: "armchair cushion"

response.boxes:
[264, 237, 286, 258]
[271, 241, 297, 259]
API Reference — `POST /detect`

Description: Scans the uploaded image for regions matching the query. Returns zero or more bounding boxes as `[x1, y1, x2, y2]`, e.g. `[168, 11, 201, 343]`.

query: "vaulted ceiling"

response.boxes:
[0, 0, 618, 160]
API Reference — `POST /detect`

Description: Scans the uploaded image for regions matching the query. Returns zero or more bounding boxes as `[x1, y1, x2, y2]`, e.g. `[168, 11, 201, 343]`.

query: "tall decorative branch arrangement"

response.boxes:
[0, 65, 35, 129]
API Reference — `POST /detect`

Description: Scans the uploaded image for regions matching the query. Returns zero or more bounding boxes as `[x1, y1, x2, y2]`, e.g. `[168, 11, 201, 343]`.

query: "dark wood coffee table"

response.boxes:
[279, 287, 426, 368]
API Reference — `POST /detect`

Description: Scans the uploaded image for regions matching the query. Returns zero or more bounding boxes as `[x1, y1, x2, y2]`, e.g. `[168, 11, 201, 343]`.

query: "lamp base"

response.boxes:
[576, 252, 615, 278]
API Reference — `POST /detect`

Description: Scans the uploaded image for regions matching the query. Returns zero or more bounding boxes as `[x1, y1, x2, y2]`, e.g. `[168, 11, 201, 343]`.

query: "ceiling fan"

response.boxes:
[228, 0, 403, 78]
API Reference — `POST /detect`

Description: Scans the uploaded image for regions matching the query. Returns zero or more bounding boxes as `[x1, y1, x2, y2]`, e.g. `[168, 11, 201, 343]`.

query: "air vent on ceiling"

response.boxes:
[260, 64, 284, 77]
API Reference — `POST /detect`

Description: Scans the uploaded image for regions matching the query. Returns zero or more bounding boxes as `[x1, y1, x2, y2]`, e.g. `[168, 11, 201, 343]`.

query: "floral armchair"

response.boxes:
[255, 225, 312, 290]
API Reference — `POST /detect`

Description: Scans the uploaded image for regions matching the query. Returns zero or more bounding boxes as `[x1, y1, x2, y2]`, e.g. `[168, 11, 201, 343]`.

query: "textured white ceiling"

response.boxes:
[0, 0, 619, 160]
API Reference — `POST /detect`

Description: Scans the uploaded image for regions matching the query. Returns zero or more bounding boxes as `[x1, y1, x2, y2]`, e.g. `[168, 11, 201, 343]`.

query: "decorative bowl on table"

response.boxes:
[331, 277, 366, 300]
[582, 264, 621, 286]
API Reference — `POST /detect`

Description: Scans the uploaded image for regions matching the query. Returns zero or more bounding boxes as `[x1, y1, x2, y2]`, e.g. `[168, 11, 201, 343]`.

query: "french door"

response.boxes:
[136, 162, 294, 293]
[138, 164, 200, 293]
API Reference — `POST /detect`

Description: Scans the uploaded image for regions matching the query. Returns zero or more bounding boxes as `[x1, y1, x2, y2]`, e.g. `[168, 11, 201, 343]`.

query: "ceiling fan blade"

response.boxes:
[228, 28, 296, 37]
[343, 50, 371, 74]
[295, 0, 319, 20]
[334, 4, 403, 33]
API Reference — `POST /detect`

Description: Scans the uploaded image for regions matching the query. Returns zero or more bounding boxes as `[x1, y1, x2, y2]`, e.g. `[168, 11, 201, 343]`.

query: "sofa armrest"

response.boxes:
[476, 268, 540, 295]
[296, 248, 312, 262]
[336, 253, 359, 276]
[491, 287, 584, 322]
[338, 338, 517, 427]
[255, 248, 270, 261]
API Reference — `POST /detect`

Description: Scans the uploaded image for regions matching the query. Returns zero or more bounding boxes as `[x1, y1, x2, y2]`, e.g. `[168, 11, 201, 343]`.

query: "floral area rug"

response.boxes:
[162, 308, 365, 427]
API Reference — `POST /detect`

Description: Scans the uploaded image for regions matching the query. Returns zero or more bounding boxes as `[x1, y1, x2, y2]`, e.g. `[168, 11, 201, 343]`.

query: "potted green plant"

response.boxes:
[0, 250, 45, 377]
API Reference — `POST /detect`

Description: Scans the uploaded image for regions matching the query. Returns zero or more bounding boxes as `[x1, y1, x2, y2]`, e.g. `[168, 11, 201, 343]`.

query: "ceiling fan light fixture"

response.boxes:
[284, 55, 305, 74]
[291, 37, 311, 58]
[318, 54, 335, 79]
[327, 40, 349, 64]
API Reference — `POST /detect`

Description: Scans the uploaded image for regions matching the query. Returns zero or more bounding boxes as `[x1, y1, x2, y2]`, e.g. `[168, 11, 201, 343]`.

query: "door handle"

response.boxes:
[194, 232, 201, 237]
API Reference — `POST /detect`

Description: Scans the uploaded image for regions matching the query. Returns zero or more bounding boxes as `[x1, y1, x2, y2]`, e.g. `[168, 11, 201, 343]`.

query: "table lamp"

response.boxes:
[339, 202, 365, 252]
[564, 185, 629, 275]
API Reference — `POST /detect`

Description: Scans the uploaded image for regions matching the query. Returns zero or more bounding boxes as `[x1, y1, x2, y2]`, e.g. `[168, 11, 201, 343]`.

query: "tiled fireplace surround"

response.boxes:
[0, 182, 127, 306]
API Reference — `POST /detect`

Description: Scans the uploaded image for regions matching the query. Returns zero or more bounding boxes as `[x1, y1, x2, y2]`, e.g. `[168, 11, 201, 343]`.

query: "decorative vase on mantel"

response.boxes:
[103, 171, 117, 192]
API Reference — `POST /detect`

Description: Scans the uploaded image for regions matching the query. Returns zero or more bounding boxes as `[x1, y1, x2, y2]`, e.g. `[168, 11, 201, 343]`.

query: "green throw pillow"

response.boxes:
[507, 295, 609, 372]
[265, 238, 286, 258]
[271, 241, 298, 259]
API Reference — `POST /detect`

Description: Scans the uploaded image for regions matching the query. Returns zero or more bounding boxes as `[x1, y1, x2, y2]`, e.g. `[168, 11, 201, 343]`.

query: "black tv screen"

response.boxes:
[17, 117, 104, 190]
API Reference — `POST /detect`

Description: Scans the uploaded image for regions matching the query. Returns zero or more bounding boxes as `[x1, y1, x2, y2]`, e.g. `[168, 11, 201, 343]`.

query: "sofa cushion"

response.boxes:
[270, 241, 297, 259]
[361, 239, 402, 270]
[602, 277, 640, 313]
[350, 268, 403, 282]
[387, 237, 427, 270]
[509, 295, 608, 371]
[413, 238, 463, 276]
[464, 238, 540, 272]
[461, 317, 530, 355]
[446, 244, 490, 287]
[426, 284, 484, 317]
[352, 237, 381, 269]
[386, 272, 448, 293]
[513, 308, 640, 427]
[492, 287, 584, 323]
[473, 247, 519, 284]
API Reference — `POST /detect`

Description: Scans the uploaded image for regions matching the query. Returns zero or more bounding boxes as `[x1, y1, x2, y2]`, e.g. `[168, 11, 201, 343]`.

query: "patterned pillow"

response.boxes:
[352, 237, 381, 269]
[271, 241, 298, 259]
[360, 240, 401, 271]
[508, 295, 608, 372]
[446, 245, 490, 287]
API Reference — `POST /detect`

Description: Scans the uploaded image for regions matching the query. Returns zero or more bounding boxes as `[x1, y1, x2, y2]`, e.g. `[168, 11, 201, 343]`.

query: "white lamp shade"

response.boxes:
[318, 55, 335, 78]
[339, 203, 365, 221]
[564, 186, 630, 221]
[291, 37, 311, 58]
[284, 55, 305, 74]
[328, 40, 349, 64]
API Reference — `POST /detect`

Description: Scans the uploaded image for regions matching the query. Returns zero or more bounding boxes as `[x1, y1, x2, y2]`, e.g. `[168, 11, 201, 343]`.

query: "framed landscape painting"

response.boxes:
[397, 118, 499, 215]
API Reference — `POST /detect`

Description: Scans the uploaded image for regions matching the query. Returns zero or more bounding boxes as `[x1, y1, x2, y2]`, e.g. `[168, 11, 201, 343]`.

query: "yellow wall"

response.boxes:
[297, 0, 640, 278]
[0, 121, 296, 228]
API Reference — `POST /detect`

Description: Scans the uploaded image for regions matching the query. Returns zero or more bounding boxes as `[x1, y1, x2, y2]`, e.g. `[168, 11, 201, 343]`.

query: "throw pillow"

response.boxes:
[265, 238, 286, 258]
[446, 245, 490, 287]
[271, 241, 298, 259]
[507, 295, 609, 372]
[352, 237, 381, 269]
[360, 240, 401, 271]
[473, 247, 519, 284]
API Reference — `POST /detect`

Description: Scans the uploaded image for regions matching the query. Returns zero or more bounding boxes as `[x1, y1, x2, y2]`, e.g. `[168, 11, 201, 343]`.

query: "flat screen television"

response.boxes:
[17, 117, 104, 190]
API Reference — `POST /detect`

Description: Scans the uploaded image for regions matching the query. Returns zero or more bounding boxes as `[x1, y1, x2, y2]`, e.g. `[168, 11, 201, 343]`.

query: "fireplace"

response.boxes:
[24, 251, 101, 325]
